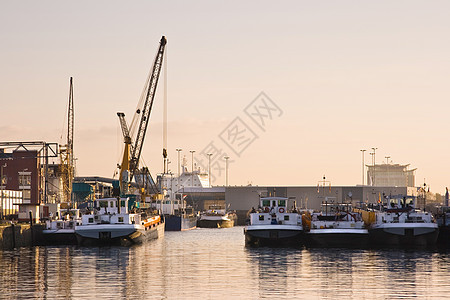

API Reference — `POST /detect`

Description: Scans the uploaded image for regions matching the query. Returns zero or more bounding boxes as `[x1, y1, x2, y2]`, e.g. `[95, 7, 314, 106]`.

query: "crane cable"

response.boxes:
[163, 43, 168, 173]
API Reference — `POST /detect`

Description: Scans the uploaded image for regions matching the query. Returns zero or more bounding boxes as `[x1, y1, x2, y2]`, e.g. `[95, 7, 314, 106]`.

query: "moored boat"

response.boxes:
[244, 196, 304, 246]
[369, 195, 438, 247]
[305, 198, 369, 248]
[42, 208, 81, 245]
[153, 192, 197, 231]
[197, 206, 235, 228]
[435, 206, 450, 245]
[164, 207, 197, 231]
[75, 197, 164, 246]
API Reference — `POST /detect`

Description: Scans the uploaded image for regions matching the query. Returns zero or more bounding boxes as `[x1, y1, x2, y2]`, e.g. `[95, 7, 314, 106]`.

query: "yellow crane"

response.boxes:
[60, 77, 74, 205]
[117, 36, 167, 198]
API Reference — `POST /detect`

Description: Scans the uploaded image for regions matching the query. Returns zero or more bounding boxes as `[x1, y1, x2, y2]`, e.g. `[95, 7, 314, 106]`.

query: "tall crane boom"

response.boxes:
[129, 36, 167, 179]
[117, 112, 132, 146]
[117, 112, 132, 193]
[60, 77, 75, 204]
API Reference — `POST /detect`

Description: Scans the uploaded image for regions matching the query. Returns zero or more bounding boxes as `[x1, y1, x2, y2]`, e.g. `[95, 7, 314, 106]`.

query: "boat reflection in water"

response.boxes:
[1, 227, 450, 299]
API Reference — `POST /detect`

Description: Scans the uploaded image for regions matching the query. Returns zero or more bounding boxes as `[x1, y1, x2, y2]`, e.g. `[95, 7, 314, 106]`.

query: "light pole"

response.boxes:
[385, 156, 390, 186]
[369, 152, 374, 186]
[372, 147, 377, 164]
[0, 163, 6, 220]
[189, 150, 195, 172]
[207, 153, 212, 187]
[190, 150, 195, 186]
[371, 147, 377, 186]
[360, 150, 366, 185]
[176, 149, 182, 177]
[176, 148, 182, 192]
[224, 156, 230, 186]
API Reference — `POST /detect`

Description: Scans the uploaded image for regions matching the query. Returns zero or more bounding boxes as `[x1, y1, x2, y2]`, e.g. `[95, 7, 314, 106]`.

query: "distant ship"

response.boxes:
[156, 171, 206, 231]
[197, 205, 236, 228]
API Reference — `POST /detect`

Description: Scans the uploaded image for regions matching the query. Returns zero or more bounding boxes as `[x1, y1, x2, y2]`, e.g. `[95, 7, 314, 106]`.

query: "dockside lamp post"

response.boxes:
[385, 156, 390, 186]
[176, 148, 182, 192]
[207, 153, 212, 187]
[371, 147, 377, 186]
[360, 150, 366, 186]
[224, 156, 230, 186]
[176, 149, 182, 177]
[190, 150, 195, 186]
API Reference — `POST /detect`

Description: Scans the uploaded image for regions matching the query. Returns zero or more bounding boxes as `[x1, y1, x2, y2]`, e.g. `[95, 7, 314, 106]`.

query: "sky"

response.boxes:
[1, 1, 449, 193]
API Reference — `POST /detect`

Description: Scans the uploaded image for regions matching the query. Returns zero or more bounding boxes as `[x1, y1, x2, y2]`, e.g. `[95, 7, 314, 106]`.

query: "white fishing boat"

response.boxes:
[369, 195, 438, 247]
[42, 208, 82, 245]
[244, 197, 304, 246]
[305, 198, 368, 248]
[197, 206, 235, 228]
[75, 197, 164, 246]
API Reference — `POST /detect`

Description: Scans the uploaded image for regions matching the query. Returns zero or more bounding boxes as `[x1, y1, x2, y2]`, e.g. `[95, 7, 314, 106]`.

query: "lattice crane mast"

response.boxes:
[117, 112, 132, 193]
[60, 77, 74, 204]
[117, 36, 166, 194]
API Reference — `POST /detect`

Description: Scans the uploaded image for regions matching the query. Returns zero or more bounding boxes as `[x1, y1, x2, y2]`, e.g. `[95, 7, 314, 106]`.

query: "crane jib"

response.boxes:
[130, 36, 166, 180]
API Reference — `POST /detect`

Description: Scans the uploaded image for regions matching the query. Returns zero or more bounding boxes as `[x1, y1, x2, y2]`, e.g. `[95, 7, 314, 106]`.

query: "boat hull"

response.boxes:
[369, 224, 438, 247]
[197, 218, 234, 228]
[244, 225, 304, 247]
[75, 222, 164, 246]
[42, 229, 78, 245]
[437, 226, 450, 245]
[164, 215, 197, 231]
[306, 229, 369, 248]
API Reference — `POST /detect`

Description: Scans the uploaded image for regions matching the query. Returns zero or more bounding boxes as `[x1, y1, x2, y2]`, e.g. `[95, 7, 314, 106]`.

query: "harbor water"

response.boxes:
[1, 227, 449, 299]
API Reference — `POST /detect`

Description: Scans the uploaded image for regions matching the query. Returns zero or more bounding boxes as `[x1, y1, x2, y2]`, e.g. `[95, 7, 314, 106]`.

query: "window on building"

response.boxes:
[18, 172, 31, 186]
[22, 190, 31, 200]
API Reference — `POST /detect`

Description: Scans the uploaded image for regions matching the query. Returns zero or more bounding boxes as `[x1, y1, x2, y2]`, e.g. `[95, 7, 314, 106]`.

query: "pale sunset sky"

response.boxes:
[1, 1, 449, 193]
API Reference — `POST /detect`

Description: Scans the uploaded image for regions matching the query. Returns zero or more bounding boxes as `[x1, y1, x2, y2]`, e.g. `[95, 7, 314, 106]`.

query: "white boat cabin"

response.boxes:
[80, 198, 142, 226]
[310, 198, 365, 229]
[45, 209, 82, 230]
[249, 197, 302, 226]
[376, 195, 434, 224]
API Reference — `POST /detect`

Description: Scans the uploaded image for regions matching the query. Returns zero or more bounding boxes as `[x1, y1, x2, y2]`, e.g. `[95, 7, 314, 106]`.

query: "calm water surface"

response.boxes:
[1, 227, 449, 299]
